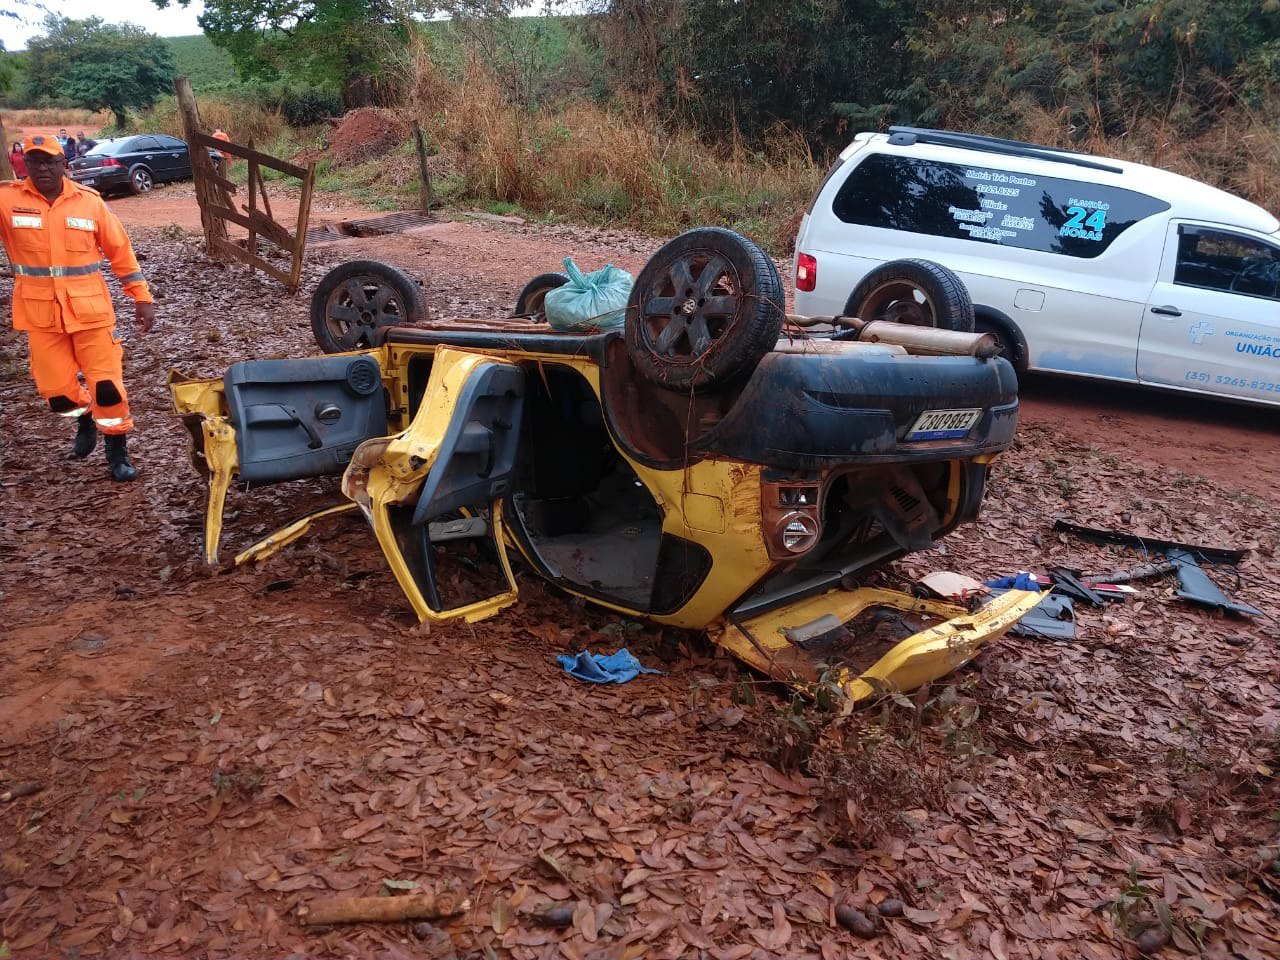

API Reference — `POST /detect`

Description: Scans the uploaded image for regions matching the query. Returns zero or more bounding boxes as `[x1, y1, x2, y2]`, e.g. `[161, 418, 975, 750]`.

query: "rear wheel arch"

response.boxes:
[973, 307, 1029, 371]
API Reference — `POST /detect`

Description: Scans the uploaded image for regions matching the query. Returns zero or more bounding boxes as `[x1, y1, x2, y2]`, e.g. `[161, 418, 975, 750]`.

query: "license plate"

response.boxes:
[906, 408, 982, 440]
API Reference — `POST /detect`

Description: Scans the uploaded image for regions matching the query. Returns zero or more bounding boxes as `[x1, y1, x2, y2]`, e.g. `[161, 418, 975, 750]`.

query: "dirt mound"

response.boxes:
[325, 108, 408, 167]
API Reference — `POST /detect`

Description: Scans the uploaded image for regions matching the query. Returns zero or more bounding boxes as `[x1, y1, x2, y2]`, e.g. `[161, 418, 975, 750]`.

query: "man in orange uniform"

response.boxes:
[0, 133, 155, 481]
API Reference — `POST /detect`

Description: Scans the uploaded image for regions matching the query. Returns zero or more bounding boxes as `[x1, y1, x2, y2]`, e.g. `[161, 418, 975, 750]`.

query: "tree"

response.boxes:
[152, 0, 464, 105]
[25, 17, 174, 128]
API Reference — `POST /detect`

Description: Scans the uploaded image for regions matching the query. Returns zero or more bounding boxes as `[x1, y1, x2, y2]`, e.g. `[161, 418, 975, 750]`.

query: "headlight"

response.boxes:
[778, 512, 819, 553]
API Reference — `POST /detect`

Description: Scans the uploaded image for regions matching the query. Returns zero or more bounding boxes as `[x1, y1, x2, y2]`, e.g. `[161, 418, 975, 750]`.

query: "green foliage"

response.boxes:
[151, 0, 473, 103]
[24, 17, 175, 127]
[164, 34, 240, 91]
[901, 0, 1280, 139]
[668, 0, 908, 144]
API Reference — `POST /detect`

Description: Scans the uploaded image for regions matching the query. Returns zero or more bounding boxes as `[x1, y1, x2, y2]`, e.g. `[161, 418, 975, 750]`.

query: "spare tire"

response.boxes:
[625, 227, 784, 393]
[311, 260, 429, 353]
[844, 259, 974, 332]
[513, 272, 569, 321]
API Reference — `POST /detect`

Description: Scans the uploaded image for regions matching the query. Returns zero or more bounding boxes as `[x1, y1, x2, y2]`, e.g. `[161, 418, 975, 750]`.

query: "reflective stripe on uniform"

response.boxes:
[12, 263, 103, 278]
[94, 416, 127, 427]
[119, 271, 145, 283]
[59, 406, 91, 418]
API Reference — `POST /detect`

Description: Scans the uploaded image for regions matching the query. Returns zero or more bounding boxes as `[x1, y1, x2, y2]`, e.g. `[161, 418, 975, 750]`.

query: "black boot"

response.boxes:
[104, 434, 138, 482]
[72, 413, 98, 458]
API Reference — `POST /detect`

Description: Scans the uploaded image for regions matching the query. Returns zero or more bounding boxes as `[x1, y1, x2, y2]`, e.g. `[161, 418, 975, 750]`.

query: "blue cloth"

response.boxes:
[556, 648, 662, 684]
[985, 572, 1048, 591]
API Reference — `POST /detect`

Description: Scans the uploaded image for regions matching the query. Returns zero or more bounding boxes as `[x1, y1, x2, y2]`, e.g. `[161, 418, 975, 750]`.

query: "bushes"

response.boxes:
[274, 87, 343, 127]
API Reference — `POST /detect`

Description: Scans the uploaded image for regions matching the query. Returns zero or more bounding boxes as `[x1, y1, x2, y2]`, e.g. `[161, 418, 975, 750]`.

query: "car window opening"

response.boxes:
[510, 363, 666, 610]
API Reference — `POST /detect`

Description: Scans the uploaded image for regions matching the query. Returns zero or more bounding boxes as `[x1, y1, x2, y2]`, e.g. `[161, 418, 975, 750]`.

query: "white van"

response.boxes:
[792, 127, 1280, 407]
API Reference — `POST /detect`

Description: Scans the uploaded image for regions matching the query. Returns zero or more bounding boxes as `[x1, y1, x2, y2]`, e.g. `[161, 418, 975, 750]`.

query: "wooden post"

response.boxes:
[289, 161, 317, 291]
[412, 120, 434, 213]
[246, 137, 257, 273]
[0, 117, 14, 181]
[173, 76, 229, 255]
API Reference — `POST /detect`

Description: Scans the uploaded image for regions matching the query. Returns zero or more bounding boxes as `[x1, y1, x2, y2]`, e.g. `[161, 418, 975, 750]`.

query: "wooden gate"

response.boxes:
[175, 78, 317, 292]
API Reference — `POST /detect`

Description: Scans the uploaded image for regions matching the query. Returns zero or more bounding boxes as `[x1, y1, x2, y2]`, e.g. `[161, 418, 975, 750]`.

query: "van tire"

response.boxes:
[626, 227, 784, 393]
[311, 260, 429, 353]
[975, 312, 1028, 370]
[845, 259, 974, 332]
[513, 272, 569, 321]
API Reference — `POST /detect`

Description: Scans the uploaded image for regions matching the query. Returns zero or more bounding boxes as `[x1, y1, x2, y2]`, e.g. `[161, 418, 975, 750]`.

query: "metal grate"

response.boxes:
[337, 212, 436, 237]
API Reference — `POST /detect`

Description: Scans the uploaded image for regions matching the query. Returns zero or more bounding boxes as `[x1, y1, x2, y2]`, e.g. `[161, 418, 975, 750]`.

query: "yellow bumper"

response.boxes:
[712, 587, 1044, 703]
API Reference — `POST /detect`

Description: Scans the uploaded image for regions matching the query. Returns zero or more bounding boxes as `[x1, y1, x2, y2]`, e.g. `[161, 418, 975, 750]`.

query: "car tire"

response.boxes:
[625, 227, 784, 393]
[128, 166, 154, 195]
[513, 272, 569, 321]
[310, 260, 429, 354]
[845, 259, 974, 332]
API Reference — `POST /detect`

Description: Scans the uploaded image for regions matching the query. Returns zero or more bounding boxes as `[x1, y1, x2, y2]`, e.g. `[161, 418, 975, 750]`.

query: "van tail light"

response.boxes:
[795, 253, 817, 292]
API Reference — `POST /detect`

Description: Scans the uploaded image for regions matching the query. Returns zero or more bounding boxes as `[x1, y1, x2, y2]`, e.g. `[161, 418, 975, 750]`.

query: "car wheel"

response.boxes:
[845, 259, 974, 332]
[513, 272, 569, 321]
[128, 167, 154, 195]
[310, 260, 429, 354]
[625, 227, 784, 393]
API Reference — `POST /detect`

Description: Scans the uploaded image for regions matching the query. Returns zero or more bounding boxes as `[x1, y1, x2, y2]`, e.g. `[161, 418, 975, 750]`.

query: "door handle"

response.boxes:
[1150, 305, 1182, 317]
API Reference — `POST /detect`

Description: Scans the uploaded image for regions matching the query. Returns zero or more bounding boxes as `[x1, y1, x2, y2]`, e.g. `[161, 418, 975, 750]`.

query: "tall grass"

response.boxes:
[399, 51, 822, 251]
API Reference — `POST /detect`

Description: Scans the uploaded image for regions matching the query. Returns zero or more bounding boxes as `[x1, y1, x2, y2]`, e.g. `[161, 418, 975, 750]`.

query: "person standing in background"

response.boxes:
[75, 132, 97, 157]
[0, 133, 156, 481]
[9, 142, 26, 180]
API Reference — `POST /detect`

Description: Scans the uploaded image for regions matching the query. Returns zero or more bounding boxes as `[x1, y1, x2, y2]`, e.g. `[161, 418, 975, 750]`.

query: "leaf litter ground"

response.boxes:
[1, 219, 1278, 959]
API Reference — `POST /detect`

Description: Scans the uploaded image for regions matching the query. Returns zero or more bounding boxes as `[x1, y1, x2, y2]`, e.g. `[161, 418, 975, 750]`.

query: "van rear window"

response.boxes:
[831, 154, 1170, 258]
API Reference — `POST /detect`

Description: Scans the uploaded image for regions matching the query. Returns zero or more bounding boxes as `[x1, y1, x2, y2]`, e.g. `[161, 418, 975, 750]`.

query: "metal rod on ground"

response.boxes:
[173, 76, 229, 256]
[412, 120, 434, 214]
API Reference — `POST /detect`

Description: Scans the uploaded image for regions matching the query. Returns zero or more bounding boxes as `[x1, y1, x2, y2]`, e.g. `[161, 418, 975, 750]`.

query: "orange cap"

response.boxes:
[22, 133, 64, 157]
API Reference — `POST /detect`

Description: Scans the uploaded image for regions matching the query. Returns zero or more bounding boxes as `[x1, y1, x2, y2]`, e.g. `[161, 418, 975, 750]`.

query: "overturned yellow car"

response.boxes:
[171, 228, 1040, 703]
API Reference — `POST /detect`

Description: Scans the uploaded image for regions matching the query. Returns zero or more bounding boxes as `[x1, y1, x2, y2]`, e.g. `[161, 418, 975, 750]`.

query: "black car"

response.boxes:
[67, 134, 219, 196]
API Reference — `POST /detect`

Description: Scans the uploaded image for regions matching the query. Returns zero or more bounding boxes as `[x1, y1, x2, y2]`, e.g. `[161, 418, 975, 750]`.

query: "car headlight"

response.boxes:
[778, 512, 819, 553]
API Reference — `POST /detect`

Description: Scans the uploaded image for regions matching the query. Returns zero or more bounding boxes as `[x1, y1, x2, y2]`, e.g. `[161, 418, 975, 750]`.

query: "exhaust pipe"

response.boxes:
[786, 315, 999, 358]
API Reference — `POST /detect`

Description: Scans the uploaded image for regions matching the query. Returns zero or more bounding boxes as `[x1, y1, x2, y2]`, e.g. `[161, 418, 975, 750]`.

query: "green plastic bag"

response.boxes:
[543, 257, 633, 332]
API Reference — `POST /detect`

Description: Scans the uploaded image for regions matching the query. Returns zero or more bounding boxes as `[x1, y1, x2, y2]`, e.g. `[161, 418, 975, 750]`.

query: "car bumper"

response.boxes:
[69, 170, 128, 192]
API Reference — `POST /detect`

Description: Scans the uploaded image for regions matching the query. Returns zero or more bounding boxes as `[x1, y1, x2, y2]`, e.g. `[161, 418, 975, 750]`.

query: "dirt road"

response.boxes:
[1, 188, 1276, 959]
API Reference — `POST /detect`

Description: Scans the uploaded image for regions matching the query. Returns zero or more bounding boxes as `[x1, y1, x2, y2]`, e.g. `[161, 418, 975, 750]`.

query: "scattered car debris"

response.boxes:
[1054, 518, 1262, 617]
[919, 570, 989, 603]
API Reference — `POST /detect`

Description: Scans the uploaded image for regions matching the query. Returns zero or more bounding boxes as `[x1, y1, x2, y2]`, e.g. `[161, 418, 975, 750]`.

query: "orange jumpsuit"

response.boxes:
[0, 176, 152, 434]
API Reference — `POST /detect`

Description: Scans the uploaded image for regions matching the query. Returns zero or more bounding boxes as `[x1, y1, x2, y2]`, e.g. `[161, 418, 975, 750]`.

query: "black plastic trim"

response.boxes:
[886, 126, 1124, 175]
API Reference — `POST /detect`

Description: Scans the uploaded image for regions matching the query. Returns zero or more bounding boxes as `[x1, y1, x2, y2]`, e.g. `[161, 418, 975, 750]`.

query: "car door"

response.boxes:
[1140, 222, 1280, 402]
[127, 136, 170, 180]
[153, 135, 190, 180]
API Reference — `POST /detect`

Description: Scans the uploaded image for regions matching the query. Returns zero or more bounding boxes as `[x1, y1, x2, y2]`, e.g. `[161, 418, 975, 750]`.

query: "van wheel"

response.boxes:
[513, 272, 569, 321]
[975, 316, 1027, 369]
[626, 227, 784, 392]
[311, 260, 429, 353]
[845, 259, 974, 332]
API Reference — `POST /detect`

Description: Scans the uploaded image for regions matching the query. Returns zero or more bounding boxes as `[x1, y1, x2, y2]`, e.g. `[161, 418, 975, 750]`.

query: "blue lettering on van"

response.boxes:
[1059, 205, 1106, 240]
[1236, 342, 1278, 359]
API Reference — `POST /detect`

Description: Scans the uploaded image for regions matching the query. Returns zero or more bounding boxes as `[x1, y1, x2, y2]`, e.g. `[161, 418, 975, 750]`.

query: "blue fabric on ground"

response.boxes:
[556, 648, 663, 684]
[985, 572, 1047, 591]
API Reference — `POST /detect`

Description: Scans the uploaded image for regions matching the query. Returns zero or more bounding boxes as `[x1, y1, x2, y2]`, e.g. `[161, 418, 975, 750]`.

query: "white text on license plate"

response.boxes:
[906, 408, 982, 440]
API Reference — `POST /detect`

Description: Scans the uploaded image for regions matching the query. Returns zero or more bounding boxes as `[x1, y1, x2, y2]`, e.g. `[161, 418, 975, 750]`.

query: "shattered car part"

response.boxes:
[1053, 519, 1262, 618]
[170, 228, 1043, 704]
